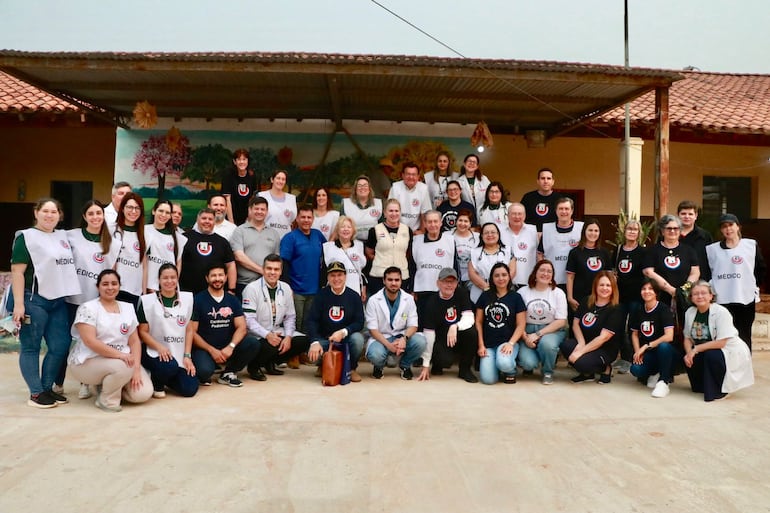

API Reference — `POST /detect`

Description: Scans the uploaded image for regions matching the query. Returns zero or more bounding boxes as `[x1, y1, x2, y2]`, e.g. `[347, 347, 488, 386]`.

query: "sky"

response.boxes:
[0, 0, 768, 74]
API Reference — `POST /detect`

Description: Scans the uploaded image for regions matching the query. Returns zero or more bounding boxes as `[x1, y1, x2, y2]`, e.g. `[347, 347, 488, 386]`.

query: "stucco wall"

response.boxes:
[0, 124, 116, 204]
[480, 135, 770, 218]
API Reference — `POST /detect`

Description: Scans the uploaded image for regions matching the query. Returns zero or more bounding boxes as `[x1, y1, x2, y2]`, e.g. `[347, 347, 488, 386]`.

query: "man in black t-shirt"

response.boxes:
[520, 167, 559, 232]
[180, 208, 236, 294]
[417, 268, 478, 383]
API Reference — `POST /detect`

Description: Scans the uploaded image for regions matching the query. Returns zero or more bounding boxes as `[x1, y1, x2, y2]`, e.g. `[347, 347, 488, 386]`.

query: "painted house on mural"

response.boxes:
[1, 52, 769, 283]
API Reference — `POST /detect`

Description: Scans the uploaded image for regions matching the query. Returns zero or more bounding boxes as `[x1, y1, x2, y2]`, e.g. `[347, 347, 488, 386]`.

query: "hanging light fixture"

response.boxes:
[471, 121, 493, 152]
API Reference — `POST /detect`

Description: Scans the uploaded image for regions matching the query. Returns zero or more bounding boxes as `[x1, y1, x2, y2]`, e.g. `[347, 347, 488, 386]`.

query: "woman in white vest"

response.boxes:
[424, 151, 458, 208]
[342, 175, 383, 242]
[456, 153, 490, 218]
[258, 169, 297, 240]
[452, 209, 478, 289]
[137, 263, 197, 398]
[144, 199, 186, 293]
[364, 198, 414, 296]
[467, 223, 517, 303]
[57, 200, 119, 398]
[10, 198, 80, 408]
[112, 192, 147, 306]
[706, 213, 766, 351]
[412, 210, 456, 308]
[311, 186, 340, 241]
[477, 181, 512, 232]
[683, 280, 753, 401]
[323, 216, 367, 300]
[68, 269, 153, 412]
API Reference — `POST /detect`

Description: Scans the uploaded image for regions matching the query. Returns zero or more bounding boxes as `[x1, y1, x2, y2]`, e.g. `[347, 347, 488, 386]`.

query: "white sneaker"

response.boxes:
[52, 384, 64, 394]
[651, 380, 670, 398]
[646, 373, 660, 388]
[78, 383, 93, 399]
[152, 390, 166, 399]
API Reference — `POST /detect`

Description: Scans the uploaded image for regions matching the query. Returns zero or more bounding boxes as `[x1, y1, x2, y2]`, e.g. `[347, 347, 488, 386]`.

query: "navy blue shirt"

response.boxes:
[193, 290, 244, 350]
[476, 289, 526, 348]
[629, 301, 674, 346]
[574, 300, 624, 353]
[306, 285, 364, 342]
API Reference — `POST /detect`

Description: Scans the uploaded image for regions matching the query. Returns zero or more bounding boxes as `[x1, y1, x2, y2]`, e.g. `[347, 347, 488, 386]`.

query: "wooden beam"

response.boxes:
[325, 74, 343, 130]
[655, 86, 670, 218]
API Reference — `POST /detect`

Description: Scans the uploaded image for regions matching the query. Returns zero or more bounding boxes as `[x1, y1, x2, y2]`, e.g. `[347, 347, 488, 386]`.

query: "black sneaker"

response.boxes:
[218, 372, 244, 387]
[458, 370, 479, 383]
[199, 378, 212, 386]
[48, 390, 69, 404]
[249, 368, 267, 382]
[27, 392, 57, 409]
[430, 366, 444, 376]
[597, 373, 612, 385]
[400, 367, 413, 380]
[571, 373, 594, 384]
[372, 367, 384, 379]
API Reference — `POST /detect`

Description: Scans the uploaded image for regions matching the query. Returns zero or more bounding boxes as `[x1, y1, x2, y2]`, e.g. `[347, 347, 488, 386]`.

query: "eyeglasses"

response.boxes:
[664, 226, 680, 231]
[124, 205, 141, 211]
[356, 184, 370, 189]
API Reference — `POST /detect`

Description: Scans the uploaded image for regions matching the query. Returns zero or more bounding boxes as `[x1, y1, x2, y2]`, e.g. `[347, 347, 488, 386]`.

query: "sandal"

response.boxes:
[504, 374, 517, 384]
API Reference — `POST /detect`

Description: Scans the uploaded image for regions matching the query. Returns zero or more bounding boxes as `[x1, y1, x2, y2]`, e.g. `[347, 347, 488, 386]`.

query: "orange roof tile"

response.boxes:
[0, 70, 79, 114]
[599, 71, 770, 135]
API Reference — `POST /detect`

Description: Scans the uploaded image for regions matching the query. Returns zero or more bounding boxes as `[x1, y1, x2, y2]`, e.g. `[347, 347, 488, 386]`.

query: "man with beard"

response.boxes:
[191, 265, 260, 387]
[365, 266, 427, 380]
[520, 168, 559, 232]
[180, 208, 236, 294]
[193, 194, 236, 241]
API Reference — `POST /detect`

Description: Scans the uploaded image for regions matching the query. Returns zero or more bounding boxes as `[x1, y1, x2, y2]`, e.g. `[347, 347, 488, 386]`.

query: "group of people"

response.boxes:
[9, 151, 759, 411]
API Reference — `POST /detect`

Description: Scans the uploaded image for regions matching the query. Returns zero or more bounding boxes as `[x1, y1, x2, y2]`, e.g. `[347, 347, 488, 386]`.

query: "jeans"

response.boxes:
[312, 332, 365, 370]
[10, 291, 72, 395]
[366, 333, 427, 369]
[192, 334, 261, 382]
[629, 342, 681, 384]
[479, 343, 518, 384]
[517, 324, 566, 375]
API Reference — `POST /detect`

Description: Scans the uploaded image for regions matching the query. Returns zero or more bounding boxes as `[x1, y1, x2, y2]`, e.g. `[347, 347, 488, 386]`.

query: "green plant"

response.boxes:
[605, 210, 656, 249]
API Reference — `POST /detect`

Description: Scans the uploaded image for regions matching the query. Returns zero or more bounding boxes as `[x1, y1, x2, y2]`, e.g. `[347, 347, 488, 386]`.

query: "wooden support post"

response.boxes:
[654, 86, 670, 218]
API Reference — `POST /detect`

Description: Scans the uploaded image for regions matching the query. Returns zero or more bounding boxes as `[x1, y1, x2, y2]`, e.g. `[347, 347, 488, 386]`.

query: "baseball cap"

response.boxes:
[438, 268, 458, 280]
[327, 261, 346, 273]
[719, 213, 739, 225]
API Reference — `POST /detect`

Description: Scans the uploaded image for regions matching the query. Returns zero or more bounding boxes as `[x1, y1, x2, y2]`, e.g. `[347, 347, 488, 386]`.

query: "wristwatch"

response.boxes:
[228, 342, 236, 349]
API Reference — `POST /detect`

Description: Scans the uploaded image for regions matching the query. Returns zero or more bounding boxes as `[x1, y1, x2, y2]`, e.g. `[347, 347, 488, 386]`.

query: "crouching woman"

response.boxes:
[683, 280, 753, 402]
[68, 270, 153, 411]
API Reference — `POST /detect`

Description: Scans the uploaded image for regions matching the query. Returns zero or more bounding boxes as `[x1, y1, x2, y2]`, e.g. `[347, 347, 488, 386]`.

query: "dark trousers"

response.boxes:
[192, 334, 262, 382]
[724, 302, 755, 352]
[141, 351, 199, 397]
[246, 335, 310, 375]
[686, 349, 727, 402]
[629, 342, 682, 384]
[560, 338, 617, 375]
[432, 326, 478, 373]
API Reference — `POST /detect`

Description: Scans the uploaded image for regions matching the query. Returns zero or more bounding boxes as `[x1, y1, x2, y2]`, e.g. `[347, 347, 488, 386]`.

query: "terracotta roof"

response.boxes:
[0, 70, 79, 114]
[599, 71, 770, 135]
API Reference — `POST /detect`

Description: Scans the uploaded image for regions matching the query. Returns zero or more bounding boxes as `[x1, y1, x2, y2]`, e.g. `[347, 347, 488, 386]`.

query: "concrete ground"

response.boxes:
[1, 352, 769, 513]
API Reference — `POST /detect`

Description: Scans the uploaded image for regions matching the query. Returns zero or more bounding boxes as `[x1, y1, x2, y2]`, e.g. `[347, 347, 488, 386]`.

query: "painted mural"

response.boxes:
[114, 125, 473, 227]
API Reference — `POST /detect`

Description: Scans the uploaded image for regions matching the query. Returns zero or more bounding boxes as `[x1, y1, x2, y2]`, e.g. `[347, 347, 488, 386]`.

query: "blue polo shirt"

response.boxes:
[280, 228, 325, 295]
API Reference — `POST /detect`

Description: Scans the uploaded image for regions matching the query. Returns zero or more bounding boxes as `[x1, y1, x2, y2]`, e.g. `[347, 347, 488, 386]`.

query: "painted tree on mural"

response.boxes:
[385, 140, 457, 177]
[132, 128, 192, 199]
[184, 143, 231, 190]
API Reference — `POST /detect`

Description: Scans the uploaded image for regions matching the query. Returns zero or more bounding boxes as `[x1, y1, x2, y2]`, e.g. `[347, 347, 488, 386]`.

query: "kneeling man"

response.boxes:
[365, 266, 426, 380]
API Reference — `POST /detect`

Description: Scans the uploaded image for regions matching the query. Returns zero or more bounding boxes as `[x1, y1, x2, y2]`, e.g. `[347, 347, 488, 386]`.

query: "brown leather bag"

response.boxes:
[321, 347, 343, 386]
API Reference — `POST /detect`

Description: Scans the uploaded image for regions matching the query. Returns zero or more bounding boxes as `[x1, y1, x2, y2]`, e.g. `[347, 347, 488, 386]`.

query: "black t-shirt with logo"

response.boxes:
[629, 301, 675, 345]
[421, 288, 474, 340]
[574, 300, 624, 353]
[476, 289, 526, 348]
[643, 242, 698, 304]
[566, 246, 612, 303]
[614, 245, 647, 304]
